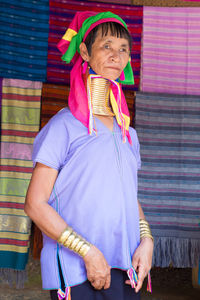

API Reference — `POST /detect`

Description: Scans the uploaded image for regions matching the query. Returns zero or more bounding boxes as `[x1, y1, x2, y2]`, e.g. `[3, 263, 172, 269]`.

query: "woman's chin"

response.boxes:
[101, 72, 120, 81]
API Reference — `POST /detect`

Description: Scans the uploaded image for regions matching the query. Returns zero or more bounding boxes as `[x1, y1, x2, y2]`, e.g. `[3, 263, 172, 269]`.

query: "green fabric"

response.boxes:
[62, 11, 134, 85]
[0, 251, 29, 270]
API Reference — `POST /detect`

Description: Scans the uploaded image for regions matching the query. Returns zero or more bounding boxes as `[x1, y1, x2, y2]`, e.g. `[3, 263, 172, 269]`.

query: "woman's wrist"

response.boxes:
[139, 219, 154, 242]
[57, 226, 91, 257]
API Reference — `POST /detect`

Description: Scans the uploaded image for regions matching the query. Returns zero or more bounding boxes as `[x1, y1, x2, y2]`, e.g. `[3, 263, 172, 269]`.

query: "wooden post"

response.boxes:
[192, 262, 200, 288]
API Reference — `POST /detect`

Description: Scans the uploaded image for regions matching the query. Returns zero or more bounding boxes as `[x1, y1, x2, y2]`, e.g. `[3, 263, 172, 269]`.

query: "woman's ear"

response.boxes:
[79, 42, 90, 62]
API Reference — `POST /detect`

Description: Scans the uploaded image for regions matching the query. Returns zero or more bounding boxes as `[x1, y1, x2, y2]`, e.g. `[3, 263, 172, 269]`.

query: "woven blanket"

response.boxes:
[41, 83, 70, 128]
[47, 0, 143, 90]
[141, 7, 200, 95]
[87, 0, 132, 3]
[0, 0, 49, 82]
[0, 79, 42, 287]
[135, 92, 200, 268]
[132, 0, 200, 6]
[0, 78, 2, 142]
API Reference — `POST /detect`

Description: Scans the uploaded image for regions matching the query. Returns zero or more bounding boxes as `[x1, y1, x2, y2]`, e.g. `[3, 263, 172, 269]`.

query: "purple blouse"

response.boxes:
[32, 108, 141, 290]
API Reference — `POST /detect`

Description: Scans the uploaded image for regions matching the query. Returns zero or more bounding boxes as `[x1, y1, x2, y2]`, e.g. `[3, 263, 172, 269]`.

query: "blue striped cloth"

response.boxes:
[135, 92, 200, 268]
[0, 0, 49, 82]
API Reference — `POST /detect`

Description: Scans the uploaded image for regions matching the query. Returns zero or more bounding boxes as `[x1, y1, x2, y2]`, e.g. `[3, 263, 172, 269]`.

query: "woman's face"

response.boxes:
[80, 28, 130, 81]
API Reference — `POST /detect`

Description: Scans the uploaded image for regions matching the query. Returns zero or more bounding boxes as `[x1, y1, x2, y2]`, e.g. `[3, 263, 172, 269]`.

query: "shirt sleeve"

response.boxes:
[129, 127, 141, 170]
[32, 113, 70, 170]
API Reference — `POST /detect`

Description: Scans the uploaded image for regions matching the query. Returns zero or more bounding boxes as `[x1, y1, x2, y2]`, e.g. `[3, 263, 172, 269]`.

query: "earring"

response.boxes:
[120, 71, 125, 81]
[82, 61, 88, 74]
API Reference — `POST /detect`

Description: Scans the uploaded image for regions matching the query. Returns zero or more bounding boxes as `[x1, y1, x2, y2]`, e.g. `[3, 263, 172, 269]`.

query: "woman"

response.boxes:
[25, 11, 153, 300]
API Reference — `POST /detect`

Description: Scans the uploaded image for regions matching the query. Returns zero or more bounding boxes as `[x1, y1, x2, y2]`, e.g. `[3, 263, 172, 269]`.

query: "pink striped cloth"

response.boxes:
[141, 7, 200, 95]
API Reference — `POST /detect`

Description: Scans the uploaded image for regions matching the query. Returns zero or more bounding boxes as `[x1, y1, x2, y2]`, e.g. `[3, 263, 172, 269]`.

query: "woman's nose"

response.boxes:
[110, 50, 120, 62]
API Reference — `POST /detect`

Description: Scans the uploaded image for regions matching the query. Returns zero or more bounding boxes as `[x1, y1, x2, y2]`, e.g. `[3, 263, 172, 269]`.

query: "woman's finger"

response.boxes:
[135, 265, 146, 293]
[104, 272, 111, 289]
[92, 279, 105, 290]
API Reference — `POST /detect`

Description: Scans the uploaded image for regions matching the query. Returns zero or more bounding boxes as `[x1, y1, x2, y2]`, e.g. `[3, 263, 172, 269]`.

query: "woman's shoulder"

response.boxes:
[46, 107, 82, 130]
[49, 107, 73, 124]
[129, 126, 138, 138]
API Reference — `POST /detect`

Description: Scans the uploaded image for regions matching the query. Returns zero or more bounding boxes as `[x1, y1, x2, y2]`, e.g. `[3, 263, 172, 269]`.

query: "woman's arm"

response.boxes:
[132, 201, 154, 292]
[25, 162, 111, 290]
[126, 201, 154, 292]
[24, 162, 66, 239]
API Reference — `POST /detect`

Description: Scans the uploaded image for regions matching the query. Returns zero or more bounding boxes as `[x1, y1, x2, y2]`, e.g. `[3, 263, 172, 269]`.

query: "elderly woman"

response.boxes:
[25, 11, 153, 300]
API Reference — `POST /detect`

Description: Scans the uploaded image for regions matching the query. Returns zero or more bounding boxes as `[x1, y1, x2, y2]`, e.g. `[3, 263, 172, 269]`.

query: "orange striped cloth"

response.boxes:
[0, 78, 42, 287]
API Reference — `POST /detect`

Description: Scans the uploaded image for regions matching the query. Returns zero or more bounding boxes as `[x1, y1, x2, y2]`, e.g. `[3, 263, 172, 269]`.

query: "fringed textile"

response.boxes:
[0, 79, 42, 287]
[47, 0, 143, 90]
[135, 92, 200, 267]
[0, 0, 49, 82]
[141, 7, 200, 96]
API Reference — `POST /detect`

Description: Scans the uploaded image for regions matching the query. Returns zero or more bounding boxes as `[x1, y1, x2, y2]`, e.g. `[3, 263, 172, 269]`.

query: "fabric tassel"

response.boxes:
[147, 271, 152, 293]
[65, 287, 71, 300]
[0, 268, 27, 289]
[57, 288, 66, 300]
[57, 286, 71, 299]
[127, 267, 152, 293]
[110, 80, 126, 143]
[127, 267, 138, 289]
[87, 75, 94, 136]
[152, 237, 200, 268]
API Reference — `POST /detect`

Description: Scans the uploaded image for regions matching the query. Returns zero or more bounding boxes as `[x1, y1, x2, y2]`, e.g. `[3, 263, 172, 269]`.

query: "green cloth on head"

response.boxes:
[61, 11, 134, 85]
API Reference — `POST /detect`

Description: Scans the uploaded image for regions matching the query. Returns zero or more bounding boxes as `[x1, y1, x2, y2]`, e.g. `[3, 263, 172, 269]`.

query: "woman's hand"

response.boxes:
[125, 237, 154, 293]
[83, 245, 111, 290]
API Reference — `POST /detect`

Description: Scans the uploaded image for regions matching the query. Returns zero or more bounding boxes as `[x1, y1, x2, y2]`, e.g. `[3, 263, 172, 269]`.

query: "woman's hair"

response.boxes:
[84, 22, 132, 56]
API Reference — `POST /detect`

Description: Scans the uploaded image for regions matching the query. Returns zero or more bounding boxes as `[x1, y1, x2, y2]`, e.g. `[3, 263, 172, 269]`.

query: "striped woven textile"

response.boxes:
[135, 92, 200, 268]
[141, 7, 200, 95]
[47, 0, 143, 90]
[0, 78, 2, 142]
[87, 0, 132, 3]
[41, 83, 70, 128]
[0, 0, 49, 82]
[132, 0, 200, 6]
[0, 79, 42, 286]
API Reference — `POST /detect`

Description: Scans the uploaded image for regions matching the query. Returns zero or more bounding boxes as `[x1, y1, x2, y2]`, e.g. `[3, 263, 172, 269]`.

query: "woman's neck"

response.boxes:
[90, 77, 114, 117]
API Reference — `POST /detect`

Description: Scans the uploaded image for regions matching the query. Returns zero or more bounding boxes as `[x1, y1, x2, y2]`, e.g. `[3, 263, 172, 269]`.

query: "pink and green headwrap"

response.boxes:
[57, 11, 134, 85]
[57, 11, 134, 144]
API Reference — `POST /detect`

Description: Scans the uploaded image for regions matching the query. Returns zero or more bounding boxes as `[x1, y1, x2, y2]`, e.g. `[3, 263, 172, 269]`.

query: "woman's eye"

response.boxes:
[104, 44, 110, 49]
[120, 48, 127, 53]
